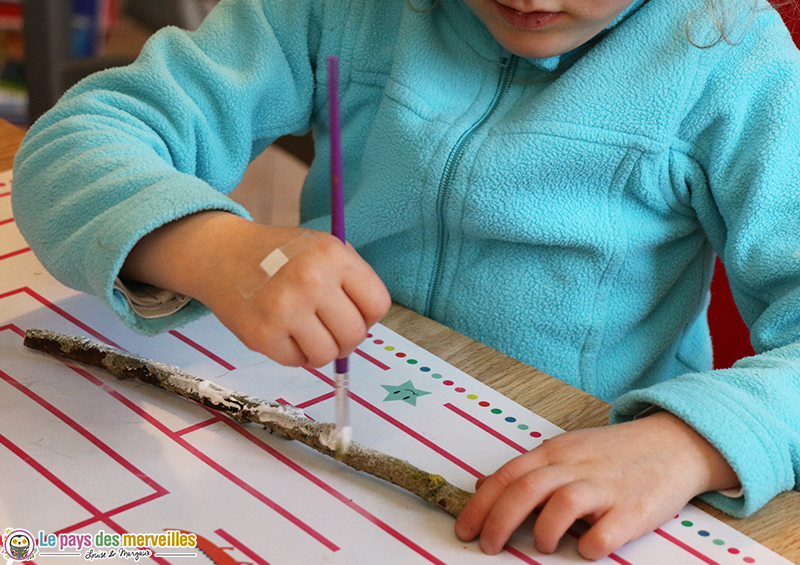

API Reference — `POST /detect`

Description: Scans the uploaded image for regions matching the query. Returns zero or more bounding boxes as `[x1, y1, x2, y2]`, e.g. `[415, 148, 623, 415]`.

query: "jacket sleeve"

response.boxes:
[11, 0, 337, 334]
[611, 15, 800, 517]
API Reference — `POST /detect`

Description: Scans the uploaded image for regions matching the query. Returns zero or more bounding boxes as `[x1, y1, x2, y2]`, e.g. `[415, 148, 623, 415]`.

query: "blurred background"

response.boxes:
[0, 0, 222, 126]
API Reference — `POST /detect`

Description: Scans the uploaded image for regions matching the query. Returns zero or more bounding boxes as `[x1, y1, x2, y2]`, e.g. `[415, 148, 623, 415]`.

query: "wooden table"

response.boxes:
[2, 117, 798, 561]
[0, 118, 25, 170]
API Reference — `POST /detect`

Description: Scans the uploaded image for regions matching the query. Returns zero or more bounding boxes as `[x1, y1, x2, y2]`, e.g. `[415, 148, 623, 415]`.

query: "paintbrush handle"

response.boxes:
[328, 54, 351, 458]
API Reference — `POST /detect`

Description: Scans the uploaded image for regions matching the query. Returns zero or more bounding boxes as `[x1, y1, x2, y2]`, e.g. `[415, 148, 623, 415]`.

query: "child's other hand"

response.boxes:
[454, 411, 739, 561]
[121, 211, 391, 367]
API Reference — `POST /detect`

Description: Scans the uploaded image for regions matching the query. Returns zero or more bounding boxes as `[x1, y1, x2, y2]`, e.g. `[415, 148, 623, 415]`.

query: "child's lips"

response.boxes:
[494, 3, 564, 30]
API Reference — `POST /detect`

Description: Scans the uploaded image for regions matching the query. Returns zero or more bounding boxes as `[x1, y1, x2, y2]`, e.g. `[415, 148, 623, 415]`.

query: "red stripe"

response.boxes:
[214, 528, 272, 565]
[655, 528, 721, 565]
[0, 431, 107, 518]
[0, 217, 14, 226]
[175, 415, 224, 436]
[502, 544, 544, 564]
[295, 391, 335, 409]
[444, 403, 528, 454]
[354, 347, 390, 370]
[0, 323, 25, 337]
[220, 419, 449, 565]
[0, 246, 30, 260]
[0, 287, 122, 348]
[0, 366, 166, 496]
[608, 551, 636, 565]
[304, 365, 483, 478]
[61, 491, 167, 534]
[168, 330, 236, 371]
[76, 366, 339, 552]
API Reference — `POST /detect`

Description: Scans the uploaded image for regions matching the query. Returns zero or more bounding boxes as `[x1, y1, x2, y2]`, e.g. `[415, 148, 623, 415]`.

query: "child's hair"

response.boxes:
[696, 0, 799, 47]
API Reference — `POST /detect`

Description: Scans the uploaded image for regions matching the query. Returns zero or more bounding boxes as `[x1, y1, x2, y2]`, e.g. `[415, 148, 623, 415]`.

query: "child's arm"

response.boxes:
[455, 410, 739, 560]
[119, 210, 390, 366]
[12, 0, 355, 341]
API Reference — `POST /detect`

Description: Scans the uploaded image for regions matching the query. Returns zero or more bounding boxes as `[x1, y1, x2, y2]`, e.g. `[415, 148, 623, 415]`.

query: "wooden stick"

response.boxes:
[23, 329, 472, 517]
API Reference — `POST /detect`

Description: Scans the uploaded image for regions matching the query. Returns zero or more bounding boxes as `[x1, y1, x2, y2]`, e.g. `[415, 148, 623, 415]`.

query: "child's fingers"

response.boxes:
[532, 480, 608, 554]
[475, 465, 569, 555]
[315, 289, 370, 358]
[576, 491, 687, 560]
[242, 328, 308, 367]
[341, 259, 392, 328]
[455, 452, 551, 544]
[577, 510, 638, 561]
[290, 314, 344, 368]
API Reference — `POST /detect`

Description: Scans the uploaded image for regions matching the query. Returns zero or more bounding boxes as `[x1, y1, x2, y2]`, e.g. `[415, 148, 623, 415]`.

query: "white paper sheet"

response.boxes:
[0, 169, 792, 564]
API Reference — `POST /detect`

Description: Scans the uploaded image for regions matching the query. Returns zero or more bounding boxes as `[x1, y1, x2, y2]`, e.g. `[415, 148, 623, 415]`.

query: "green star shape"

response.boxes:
[381, 380, 432, 406]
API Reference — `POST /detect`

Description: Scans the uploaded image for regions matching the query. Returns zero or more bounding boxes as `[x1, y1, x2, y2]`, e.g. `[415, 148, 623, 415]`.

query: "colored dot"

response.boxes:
[420, 366, 431, 372]
[517, 424, 529, 430]
[698, 530, 710, 537]
[431, 373, 443, 379]
[728, 548, 740, 555]
[384, 346, 395, 351]
[407, 359, 418, 365]
[467, 394, 478, 400]
[491, 408, 502, 414]
[713, 540, 724, 546]
[479, 401, 490, 407]
[374, 339, 384, 345]
[743, 558, 755, 564]
[396, 352, 406, 358]
[455, 387, 466, 393]
[366, 333, 373, 338]
[530, 431, 542, 438]
[505, 416, 516, 422]
[681, 521, 693, 527]
[442, 380, 454, 386]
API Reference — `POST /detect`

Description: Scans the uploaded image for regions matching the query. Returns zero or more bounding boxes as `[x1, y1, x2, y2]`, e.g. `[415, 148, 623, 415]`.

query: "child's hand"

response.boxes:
[121, 211, 391, 367]
[208, 226, 391, 368]
[454, 411, 739, 560]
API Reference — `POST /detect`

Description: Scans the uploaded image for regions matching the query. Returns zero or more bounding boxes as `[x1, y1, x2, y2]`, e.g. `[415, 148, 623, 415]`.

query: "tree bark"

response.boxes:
[23, 328, 472, 517]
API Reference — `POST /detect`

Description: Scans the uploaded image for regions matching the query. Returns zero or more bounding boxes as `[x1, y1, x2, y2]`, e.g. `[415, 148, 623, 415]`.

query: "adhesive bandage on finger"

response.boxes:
[236, 232, 315, 299]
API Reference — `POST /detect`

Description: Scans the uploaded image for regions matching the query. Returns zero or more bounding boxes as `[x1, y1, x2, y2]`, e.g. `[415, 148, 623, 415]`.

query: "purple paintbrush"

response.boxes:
[328, 55, 351, 460]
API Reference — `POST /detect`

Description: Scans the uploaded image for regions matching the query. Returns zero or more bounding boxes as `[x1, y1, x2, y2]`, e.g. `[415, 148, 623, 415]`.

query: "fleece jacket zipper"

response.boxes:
[424, 54, 519, 319]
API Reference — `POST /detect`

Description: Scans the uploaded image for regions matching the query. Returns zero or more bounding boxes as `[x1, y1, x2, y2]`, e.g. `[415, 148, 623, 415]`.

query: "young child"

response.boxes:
[12, 0, 800, 559]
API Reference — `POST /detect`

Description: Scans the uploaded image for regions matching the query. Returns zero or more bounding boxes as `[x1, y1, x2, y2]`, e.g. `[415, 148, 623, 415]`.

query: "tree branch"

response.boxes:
[23, 328, 472, 517]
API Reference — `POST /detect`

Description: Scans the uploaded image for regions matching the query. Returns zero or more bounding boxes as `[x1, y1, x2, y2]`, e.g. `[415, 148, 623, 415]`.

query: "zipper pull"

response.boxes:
[499, 54, 512, 68]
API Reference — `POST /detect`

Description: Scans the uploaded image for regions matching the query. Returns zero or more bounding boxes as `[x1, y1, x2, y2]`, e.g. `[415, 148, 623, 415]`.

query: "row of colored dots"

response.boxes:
[368, 335, 543, 438]
[680, 521, 754, 562]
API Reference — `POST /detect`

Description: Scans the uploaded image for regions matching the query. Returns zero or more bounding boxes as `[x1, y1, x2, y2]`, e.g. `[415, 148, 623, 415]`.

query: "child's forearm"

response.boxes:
[120, 210, 391, 368]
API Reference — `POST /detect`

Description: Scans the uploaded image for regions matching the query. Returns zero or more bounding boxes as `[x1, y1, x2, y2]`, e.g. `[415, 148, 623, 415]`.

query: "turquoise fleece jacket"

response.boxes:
[12, 0, 800, 517]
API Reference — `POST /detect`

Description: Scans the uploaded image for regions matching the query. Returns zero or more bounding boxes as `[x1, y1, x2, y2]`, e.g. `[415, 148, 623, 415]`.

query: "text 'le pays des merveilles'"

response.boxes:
[40, 529, 197, 551]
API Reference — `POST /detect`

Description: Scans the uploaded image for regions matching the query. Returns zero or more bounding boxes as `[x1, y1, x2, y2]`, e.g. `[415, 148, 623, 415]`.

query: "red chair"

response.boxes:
[779, 1, 800, 46]
[709, 2, 799, 368]
[709, 259, 755, 368]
